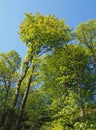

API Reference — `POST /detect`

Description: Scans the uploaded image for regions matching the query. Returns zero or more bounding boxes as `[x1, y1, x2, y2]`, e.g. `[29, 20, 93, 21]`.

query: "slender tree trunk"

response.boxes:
[15, 65, 35, 130]
[77, 82, 86, 119]
[4, 110, 11, 130]
[0, 114, 3, 127]
[4, 88, 9, 108]
[3, 88, 10, 127]
[80, 100, 86, 119]
[4, 62, 30, 129]
[15, 74, 32, 130]
[12, 61, 30, 107]
[0, 81, 10, 126]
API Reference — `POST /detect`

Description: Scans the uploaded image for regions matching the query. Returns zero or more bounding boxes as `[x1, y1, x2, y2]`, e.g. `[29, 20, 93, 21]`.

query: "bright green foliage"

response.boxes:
[40, 44, 96, 129]
[49, 90, 79, 129]
[0, 50, 21, 128]
[0, 50, 21, 71]
[76, 20, 96, 60]
[23, 90, 52, 130]
[13, 13, 72, 130]
[0, 50, 21, 105]
[19, 13, 71, 51]
[40, 44, 93, 96]
[1, 14, 96, 130]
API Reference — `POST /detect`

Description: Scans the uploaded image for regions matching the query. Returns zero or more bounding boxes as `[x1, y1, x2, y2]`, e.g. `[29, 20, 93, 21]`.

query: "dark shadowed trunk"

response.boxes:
[0, 80, 10, 126]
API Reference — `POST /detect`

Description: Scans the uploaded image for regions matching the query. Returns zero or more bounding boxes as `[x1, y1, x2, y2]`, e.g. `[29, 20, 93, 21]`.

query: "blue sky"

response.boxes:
[0, 0, 96, 57]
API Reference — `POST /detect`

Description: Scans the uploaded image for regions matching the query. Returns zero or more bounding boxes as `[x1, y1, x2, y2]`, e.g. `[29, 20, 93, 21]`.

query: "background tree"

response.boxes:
[76, 19, 96, 68]
[0, 50, 21, 127]
[39, 44, 96, 129]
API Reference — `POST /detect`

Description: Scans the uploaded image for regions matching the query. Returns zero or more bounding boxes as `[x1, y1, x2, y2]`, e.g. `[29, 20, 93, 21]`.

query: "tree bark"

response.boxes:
[0, 80, 10, 126]
[15, 66, 35, 130]
[77, 81, 86, 119]
[12, 61, 30, 107]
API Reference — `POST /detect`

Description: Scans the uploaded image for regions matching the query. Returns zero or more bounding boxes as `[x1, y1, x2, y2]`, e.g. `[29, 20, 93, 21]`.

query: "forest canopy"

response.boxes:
[0, 13, 96, 130]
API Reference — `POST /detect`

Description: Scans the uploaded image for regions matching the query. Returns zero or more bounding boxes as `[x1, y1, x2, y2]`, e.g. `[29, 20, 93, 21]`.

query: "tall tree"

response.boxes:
[0, 50, 21, 126]
[76, 19, 96, 68]
[40, 44, 95, 128]
[14, 13, 71, 130]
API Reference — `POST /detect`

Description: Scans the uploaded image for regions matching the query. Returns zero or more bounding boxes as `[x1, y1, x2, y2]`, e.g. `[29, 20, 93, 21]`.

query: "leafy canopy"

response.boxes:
[19, 13, 71, 53]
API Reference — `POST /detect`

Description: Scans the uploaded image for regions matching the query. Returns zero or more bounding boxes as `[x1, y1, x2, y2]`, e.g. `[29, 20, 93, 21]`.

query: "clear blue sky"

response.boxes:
[0, 0, 96, 57]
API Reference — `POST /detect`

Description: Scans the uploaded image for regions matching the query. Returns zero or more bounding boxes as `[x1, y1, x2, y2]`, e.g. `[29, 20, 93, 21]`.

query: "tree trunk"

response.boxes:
[4, 62, 30, 129]
[0, 114, 3, 127]
[15, 69, 34, 130]
[80, 101, 86, 119]
[78, 82, 86, 120]
[12, 61, 30, 107]
[0, 82, 10, 126]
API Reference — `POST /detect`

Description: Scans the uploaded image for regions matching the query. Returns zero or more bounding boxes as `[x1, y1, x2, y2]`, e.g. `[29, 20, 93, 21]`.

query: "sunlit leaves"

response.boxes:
[76, 19, 96, 53]
[0, 50, 21, 108]
[0, 50, 21, 73]
[39, 43, 96, 129]
[19, 13, 71, 52]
